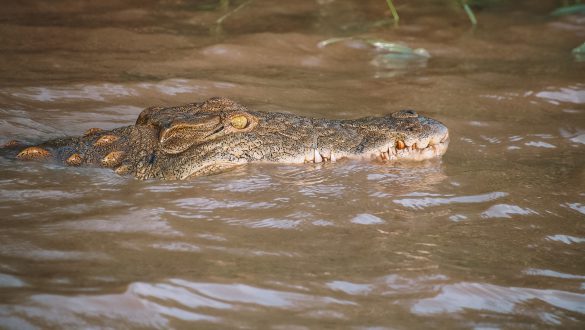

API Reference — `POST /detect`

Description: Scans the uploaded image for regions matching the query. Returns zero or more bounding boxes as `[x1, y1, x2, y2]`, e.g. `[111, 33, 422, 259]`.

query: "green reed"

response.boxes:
[382, 0, 584, 27]
[385, 0, 400, 24]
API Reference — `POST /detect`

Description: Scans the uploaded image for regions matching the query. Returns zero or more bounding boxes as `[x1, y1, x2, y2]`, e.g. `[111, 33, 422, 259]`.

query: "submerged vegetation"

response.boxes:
[211, 0, 585, 30]
[573, 42, 585, 61]
[384, 0, 485, 26]
[209, 0, 584, 59]
[317, 37, 430, 61]
[551, 2, 585, 16]
[384, 0, 584, 26]
[385, 0, 400, 24]
[317, 38, 431, 78]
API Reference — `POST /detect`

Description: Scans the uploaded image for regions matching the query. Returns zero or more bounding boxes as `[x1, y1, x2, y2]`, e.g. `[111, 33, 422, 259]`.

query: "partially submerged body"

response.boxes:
[5, 97, 449, 180]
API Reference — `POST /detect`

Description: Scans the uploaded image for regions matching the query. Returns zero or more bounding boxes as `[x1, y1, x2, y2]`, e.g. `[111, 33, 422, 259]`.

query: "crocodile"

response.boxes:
[4, 97, 449, 180]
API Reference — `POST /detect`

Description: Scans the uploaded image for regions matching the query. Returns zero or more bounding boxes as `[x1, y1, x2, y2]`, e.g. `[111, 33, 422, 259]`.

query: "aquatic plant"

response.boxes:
[317, 37, 431, 78]
[317, 37, 430, 58]
[384, 0, 480, 26]
[385, 0, 400, 24]
[573, 42, 585, 61]
[460, 0, 477, 26]
[384, 0, 585, 26]
[215, 0, 254, 25]
[551, 3, 585, 16]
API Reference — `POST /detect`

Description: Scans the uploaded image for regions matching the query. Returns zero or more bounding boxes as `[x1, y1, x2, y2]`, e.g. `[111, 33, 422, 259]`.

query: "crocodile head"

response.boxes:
[135, 98, 449, 179]
[9, 97, 449, 180]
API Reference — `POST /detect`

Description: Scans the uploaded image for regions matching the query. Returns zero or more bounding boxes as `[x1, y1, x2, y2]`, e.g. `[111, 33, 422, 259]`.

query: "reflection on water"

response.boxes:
[1, 79, 218, 103]
[536, 85, 585, 105]
[1, 0, 584, 328]
[481, 204, 537, 218]
[546, 235, 585, 244]
[412, 282, 585, 320]
[525, 268, 585, 280]
[393, 191, 508, 209]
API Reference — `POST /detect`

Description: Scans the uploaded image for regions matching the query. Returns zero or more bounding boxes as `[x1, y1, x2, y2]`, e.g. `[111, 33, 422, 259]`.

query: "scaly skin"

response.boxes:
[5, 97, 449, 180]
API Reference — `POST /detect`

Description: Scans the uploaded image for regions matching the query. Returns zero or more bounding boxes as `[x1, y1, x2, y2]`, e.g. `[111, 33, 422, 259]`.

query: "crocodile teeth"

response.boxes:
[432, 144, 444, 154]
[417, 140, 429, 149]
[314, 149, 323, 163]
[380, 152, 389, 160]
[421, 148, 435, 158]
[319, 149, 331, 161]
[429, 135, 443, 146]
[16, 147, 51, 160]
[304, 149, 315, 163]
[396, 140, 406, 150]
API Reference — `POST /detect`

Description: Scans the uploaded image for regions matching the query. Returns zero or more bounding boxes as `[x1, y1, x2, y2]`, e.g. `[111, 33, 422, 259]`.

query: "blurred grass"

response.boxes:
[461, 1, 478, 26]
[551, 4, 585, 16]
[382, 0, 585, 27]
[385, 0, 400, 24]
[573, 42, 585, 61]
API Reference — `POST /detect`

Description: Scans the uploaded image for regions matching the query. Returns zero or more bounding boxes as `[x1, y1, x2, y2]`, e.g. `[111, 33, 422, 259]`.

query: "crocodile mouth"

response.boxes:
[304, 131, 450, 163]
[377, 131, 450, 162]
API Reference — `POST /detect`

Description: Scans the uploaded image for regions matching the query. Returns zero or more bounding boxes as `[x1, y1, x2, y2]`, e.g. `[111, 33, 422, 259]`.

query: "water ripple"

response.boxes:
[150, 242, 202, 253]
[524, 268, 585, 280]
[411, 282, 585, 321]
[565, 203, 585, 216]
[326, 281, 373, 295]
[5, 84, 137, 102]
[480, 204, 537, 219]
[0, 189, 79, 201]
[546, 235, 585, 244]
[137, 79, 205, 96]
[54, 209, 181, 236]
[524, 141, 556, 149]
[535, 85, 585, 105]
[170, 279, 356, 309]
[176, 198, 276, 211]
[298, 184, 345, 198]
[350, 214, 385, 225]
[246, 218, 302, 229]
[210, 175, 273, 192]
[0, 240, 108, 261]
[393, 192, 508, 210]
[0, 274, 26, 288]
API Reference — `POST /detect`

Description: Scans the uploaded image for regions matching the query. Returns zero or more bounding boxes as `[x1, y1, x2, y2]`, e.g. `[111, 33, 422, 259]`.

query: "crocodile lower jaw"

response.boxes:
[303, 134, 449, 164]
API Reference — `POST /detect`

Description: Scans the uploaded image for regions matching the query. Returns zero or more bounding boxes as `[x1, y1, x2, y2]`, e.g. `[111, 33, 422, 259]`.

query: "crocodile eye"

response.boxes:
[230, 115, 249, 129]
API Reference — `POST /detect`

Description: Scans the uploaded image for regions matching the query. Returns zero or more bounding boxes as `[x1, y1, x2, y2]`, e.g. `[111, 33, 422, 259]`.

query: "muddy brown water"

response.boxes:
[0, 0, 584, 328]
